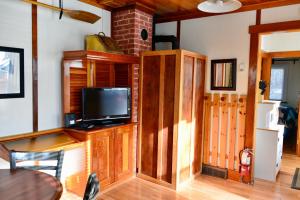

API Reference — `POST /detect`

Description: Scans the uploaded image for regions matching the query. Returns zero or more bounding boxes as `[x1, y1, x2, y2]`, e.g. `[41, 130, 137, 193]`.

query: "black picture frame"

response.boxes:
[211, 58, 237, 91]
[0, 46, 24, 99]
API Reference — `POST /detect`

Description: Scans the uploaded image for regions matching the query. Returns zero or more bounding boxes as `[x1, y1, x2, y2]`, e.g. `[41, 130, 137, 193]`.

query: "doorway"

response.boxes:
[256, 32, 300, 182]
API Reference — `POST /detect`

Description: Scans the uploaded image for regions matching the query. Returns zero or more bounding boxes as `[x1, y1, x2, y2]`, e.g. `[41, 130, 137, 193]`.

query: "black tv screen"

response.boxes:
[82, 88, 131, 121]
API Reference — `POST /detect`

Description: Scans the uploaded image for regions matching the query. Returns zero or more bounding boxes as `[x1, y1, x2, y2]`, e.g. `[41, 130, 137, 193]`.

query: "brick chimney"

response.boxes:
[112, 5, 154, 173]
[112, 6, 153, 56]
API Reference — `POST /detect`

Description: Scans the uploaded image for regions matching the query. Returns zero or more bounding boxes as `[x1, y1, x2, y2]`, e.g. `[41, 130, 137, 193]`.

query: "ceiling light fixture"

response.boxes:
[197, 0, 242, 13]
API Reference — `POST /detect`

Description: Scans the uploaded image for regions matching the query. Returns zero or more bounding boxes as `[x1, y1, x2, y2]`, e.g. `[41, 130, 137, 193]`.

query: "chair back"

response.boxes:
[83, 173, 100, 200]
[9, 150, 64, 180]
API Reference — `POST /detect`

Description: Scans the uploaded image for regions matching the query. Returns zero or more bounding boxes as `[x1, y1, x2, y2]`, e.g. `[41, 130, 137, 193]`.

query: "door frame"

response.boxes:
[245, 19, 300, 182]
[261, 50, 300, 156]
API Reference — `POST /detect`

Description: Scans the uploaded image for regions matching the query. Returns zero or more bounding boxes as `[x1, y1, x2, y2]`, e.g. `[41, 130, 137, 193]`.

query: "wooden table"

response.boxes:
[0, 169, 63, 200]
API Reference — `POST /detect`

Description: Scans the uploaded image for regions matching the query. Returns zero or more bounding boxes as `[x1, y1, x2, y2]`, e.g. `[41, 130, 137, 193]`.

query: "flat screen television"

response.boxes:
[82, 87, 131, 122]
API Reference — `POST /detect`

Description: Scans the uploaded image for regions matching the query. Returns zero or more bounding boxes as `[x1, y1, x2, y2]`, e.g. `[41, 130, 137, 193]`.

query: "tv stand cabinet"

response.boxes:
[62, 50, 139, 119]
[62, 50, 139, 193]
[65, 123, 134, 190]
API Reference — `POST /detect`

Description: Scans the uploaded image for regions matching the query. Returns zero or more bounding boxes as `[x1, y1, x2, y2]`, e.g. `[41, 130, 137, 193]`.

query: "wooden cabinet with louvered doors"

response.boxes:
[114, 125, 133, 181]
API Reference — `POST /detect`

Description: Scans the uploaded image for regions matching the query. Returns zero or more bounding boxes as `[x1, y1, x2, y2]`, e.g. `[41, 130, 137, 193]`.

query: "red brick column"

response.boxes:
[112, 7, 153, 173]
[112, 8, 153, 56]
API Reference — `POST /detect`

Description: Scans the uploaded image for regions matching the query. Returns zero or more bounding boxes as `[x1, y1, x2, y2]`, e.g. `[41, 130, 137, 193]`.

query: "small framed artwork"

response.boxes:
[0, 46, 24, 98]
[211, 58, 237, 91]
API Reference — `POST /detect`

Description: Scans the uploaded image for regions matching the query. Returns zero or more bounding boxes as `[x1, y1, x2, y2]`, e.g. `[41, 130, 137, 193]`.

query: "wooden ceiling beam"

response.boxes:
[268, 51, 300, 58]
[249, 20, 300, 34]
[155, 0, 300, 23]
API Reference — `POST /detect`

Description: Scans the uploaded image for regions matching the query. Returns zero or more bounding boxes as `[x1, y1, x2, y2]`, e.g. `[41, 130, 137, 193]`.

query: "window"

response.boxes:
[269, 67, 287, 101]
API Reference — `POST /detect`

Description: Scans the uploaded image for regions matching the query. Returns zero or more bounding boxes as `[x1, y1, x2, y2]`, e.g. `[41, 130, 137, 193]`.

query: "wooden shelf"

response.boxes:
[63, 50, 140, 64]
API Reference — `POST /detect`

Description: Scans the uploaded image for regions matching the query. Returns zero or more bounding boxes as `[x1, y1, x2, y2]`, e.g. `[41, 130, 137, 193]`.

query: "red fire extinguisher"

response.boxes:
[239, 148, 253, 183]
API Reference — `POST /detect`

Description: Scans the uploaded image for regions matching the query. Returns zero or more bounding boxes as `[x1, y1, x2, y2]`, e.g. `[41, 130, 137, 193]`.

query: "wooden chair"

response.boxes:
[9, 150, 64, 180]
[83, 173, 100, 200]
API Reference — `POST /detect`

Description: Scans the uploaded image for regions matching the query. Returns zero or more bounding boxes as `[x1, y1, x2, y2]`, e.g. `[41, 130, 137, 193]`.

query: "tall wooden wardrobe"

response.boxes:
[138, 49, 206, 189]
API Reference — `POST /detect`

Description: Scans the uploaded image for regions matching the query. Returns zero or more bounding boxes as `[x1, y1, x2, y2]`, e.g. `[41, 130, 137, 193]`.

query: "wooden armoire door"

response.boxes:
[140, 55, 161, 178]
[178, 55, 194, 183]
[178, 55, 205, 182]
[92, 130, 115, 189]
[192, 58, 206, 174]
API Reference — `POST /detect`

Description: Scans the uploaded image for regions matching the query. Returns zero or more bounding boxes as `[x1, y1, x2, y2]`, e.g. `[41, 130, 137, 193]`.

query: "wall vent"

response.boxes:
[202, 164, 228, 179]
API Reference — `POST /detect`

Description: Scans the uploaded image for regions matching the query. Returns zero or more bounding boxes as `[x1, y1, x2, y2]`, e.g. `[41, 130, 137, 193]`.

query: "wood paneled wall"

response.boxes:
[203, 93, 247, 171]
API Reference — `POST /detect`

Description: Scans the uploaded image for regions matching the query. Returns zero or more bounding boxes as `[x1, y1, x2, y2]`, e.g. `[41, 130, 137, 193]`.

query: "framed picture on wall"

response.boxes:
[0, 46, 24, 98]
[211, 58, 237, 91]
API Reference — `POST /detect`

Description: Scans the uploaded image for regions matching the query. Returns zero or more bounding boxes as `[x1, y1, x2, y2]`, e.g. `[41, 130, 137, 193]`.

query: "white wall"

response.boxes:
[0, 0, 111, 136]
[180, 11, 256, 94]
[156, 4, 300, 95]
[0, 0, 33, 135]
[261, 4, 300, 24]
[155, 21, 177, 35]
[38, 0, 111, 131]
[261, 32, 300, 52]
[155, 22, 177, 50]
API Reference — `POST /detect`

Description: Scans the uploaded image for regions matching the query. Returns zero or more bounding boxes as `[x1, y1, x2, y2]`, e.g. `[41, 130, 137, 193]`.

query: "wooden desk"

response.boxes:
[3, 132, 83, 152]
[0, 169, 63, 200]
[0, 131, 86, 197]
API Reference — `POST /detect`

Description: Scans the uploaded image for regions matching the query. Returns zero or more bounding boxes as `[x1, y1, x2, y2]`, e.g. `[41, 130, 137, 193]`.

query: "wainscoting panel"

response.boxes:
[203, 93, 247, 172]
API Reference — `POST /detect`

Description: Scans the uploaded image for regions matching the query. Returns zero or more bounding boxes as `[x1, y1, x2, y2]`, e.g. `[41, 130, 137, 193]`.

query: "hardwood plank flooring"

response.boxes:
[61, 173, 300, 200]
[74, 175, 299, 200]
[281, 153, 300, 175]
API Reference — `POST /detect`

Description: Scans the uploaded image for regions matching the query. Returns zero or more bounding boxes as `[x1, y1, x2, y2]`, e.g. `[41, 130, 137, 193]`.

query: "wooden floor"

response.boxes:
[61, 173, 300, 200]
[281, 153, 300, 175]
[61, 153, 300, 200]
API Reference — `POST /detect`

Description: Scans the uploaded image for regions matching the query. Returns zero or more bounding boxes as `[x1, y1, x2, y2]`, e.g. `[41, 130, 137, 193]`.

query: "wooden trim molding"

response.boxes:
[32, 2, 38, 132]
[249, 20, 300, 34]
[268, 50, 300, 58]
[155, 0, 300, 23]
[245, 33, 259, 183]
[256, 10, 261, 25]
[260, 51, 300, 100]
